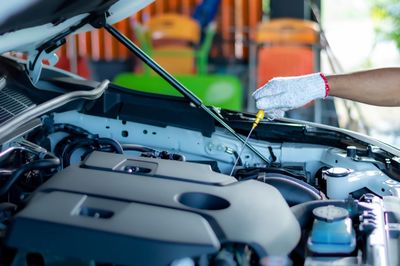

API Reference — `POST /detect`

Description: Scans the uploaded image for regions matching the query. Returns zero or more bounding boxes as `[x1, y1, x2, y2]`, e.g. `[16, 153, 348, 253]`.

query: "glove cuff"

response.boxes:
[299, 72, 327, 101]
[319, 72, 330, 98]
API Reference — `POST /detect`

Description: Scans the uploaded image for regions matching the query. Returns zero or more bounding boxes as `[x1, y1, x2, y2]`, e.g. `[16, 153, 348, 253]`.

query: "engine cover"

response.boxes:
[6, 151, 300, 265]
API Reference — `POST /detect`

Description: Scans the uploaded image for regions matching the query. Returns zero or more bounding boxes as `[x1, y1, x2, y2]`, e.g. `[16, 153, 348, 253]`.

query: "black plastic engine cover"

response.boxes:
[6, 151, 301, 265]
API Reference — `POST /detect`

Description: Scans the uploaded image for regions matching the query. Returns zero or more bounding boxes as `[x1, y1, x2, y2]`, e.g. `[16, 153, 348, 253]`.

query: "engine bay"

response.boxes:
[0, 57, 400, 265]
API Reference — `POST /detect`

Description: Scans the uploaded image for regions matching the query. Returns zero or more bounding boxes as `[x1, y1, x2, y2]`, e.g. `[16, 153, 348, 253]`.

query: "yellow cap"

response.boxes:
[252, 110, 265, 129]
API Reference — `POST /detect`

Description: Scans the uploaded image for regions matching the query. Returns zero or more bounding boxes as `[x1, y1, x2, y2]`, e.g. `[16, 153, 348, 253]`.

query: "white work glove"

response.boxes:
[252, 73, 329, 119]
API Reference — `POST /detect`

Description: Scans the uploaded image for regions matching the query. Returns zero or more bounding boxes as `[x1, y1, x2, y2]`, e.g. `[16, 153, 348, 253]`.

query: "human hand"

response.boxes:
[253, 73, 329, 119]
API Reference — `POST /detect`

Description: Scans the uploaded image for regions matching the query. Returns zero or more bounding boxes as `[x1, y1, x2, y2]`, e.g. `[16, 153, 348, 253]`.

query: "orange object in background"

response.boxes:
[256, 18, 319, 45]
[56, 1, 264, 75]
[255, 18, 320, 87]
[152, 46, 196, 74]
[56, 55, 91, 79]
[142, 13, 201, 74]
[257, 46, 314, 87]
[147, 13, 200, 45]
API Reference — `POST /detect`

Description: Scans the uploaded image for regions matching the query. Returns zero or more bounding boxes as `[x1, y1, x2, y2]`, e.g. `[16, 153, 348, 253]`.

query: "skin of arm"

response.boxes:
[327, 68, 400, 106]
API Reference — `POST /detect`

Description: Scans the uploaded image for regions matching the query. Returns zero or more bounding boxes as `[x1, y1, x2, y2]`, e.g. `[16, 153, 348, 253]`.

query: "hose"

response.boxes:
[50, 123, 124, 168]
[121, 144, 155, 153]
[97, 138, 123, 154]
[52, 123, 94, 137]
[0, 157, 60, 196]
[122, 144, 185, 161]
[60, 137, 123, 167]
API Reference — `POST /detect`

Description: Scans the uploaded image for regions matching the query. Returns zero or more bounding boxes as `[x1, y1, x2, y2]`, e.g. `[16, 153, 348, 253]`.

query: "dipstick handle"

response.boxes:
[252, 110, 265, 130]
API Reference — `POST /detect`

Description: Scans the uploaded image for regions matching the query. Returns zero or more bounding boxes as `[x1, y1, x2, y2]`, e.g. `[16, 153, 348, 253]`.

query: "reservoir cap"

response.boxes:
[313, 205, 349, 222]
[324, 167, 352, 178]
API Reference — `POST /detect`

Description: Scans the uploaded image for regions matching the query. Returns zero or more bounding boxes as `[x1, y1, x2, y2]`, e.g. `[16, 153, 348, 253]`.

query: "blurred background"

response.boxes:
[43, 0, 400, 146]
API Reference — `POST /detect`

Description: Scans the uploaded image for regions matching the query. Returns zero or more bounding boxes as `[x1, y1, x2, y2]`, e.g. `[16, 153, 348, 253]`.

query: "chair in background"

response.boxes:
[134, 13, 215, 75]
[126, 13, 241, 111]
[252, 18, 325, 122]
[255, 18, 320, 87]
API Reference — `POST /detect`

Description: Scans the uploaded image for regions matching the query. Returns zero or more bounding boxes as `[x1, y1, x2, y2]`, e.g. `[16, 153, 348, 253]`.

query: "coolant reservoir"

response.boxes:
[307, 205, 356, 254]
[323, 167, 353, 199]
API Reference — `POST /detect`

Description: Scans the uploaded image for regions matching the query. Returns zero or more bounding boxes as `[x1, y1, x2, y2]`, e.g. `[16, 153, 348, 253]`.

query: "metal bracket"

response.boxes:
[25, 13, 97, 85]
[26, 49, 59, 85]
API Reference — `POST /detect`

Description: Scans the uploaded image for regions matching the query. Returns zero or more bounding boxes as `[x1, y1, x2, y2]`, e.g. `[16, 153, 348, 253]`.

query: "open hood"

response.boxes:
[0, 0, 154, 54]
[0, 2, 400, 264]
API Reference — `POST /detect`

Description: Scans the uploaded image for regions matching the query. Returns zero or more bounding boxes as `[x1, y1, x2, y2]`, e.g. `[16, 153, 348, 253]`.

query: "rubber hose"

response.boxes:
[0, 157, 60, 196]
[97, 138, 123, 154]
[121, 144, 155, 153]
[52, 123, 93, 137]
[61, 138, 94, 167]
[62, 138, 123, 167]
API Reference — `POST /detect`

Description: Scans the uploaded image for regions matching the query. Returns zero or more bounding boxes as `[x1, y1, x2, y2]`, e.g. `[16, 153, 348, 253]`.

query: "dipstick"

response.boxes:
[229, 110, 265, 176]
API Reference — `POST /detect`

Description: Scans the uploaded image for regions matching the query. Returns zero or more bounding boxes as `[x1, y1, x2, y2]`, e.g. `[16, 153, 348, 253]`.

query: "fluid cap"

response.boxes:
[313, 205, 349, 222]
[324, 167, 352, 178]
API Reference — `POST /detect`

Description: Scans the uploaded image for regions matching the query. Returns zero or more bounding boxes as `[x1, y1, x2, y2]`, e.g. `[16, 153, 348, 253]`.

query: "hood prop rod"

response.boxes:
[103, 23, 271, 166]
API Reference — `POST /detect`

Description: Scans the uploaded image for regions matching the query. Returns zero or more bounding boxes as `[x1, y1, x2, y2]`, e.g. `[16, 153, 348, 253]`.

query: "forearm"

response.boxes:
[327, 68, 400, 106]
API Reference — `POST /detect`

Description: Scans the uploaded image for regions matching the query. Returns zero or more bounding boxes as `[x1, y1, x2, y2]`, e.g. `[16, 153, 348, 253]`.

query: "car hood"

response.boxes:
[0, 0, 154, 53]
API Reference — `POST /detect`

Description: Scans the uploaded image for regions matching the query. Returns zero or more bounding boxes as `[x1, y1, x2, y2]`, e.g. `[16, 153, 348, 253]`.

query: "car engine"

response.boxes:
[0, 57, 399, 266]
